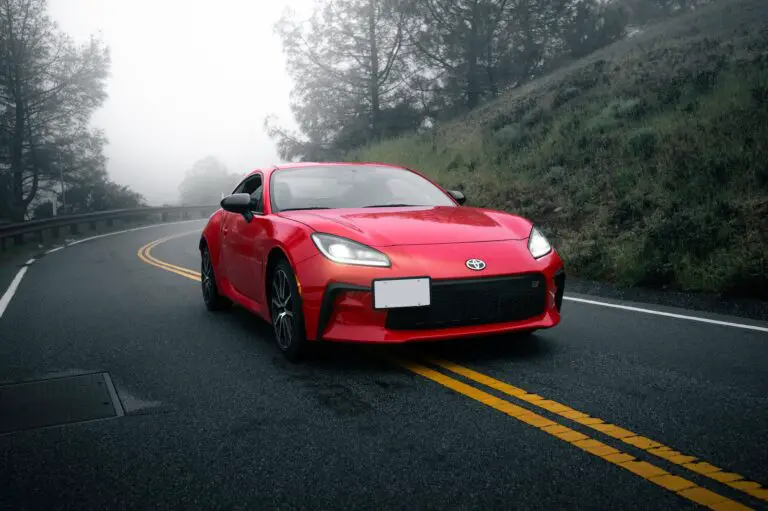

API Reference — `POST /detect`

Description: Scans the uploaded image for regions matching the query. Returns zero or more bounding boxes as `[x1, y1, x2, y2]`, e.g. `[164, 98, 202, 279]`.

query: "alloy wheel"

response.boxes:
[271, 268, 294, 350]
[201, 249, 215, 304]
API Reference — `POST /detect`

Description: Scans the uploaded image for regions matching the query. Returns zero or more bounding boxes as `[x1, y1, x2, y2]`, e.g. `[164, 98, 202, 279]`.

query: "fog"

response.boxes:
[48, 0, 311, 205]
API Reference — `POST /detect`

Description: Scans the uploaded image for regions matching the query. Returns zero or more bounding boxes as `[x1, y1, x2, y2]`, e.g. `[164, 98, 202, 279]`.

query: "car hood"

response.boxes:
[278, 206, 533, 247]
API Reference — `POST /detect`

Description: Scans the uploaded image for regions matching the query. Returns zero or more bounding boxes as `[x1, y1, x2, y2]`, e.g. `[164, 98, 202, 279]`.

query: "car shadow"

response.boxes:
[220, 306, 393, 373]
[382, 331, 554, 366]
[221, 304, 553, 371]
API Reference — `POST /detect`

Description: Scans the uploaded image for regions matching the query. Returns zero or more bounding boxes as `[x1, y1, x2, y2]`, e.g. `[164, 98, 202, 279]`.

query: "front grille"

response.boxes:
[385, 273, 548, 330]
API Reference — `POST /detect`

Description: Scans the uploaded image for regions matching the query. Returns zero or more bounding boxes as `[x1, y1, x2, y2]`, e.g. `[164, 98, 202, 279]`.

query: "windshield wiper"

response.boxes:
[363, 203, 421, 208]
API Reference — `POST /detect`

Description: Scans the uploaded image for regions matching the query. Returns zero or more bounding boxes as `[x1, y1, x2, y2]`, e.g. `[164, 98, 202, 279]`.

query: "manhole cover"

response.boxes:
[0, 372, 124, 434]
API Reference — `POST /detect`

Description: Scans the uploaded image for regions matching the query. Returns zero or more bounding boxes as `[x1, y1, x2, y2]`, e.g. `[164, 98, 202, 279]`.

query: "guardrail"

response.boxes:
[0, 205, 219, 252]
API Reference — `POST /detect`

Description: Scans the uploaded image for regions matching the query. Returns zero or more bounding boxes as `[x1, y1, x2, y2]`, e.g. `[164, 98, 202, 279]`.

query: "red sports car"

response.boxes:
[199, 162, 565, 360]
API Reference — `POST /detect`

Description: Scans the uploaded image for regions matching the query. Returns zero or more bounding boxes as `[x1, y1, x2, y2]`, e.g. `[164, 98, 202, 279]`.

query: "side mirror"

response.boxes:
[448, 189, 466, 205]
[220, 193, 252, 214]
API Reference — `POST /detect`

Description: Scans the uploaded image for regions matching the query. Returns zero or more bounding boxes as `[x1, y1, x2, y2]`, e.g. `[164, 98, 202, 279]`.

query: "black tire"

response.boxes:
[270, 258, 307, 361]
[201, 246, 232, 311]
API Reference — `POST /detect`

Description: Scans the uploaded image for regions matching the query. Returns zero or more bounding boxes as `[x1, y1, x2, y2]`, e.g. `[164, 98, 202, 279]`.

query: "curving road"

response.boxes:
[1, 221, 767, 510]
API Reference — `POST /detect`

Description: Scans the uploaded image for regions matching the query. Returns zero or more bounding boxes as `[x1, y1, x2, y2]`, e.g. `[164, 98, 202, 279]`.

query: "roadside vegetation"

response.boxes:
[351, 1, 768, 298]
[268, 0, 767, 299]
[0, 0, 144, 223]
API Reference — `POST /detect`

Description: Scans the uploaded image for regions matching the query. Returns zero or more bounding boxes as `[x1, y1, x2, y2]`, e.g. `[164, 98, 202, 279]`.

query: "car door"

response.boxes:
[220, 178, 249, 289]
[219, 209, 240, 286]
[224, 174, 268, 302]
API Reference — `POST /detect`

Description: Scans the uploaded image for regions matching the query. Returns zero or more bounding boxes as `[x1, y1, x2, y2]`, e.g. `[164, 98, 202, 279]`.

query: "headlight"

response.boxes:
[311, 233, 391, 267]
[528, 227, 552, 259]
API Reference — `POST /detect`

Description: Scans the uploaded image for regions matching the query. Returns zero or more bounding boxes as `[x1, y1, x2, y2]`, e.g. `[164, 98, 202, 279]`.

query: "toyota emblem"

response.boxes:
[465, 258, 486, 271]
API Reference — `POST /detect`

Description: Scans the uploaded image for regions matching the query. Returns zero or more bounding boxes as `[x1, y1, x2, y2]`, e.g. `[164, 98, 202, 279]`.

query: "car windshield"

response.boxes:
[269, 165, 457, 212]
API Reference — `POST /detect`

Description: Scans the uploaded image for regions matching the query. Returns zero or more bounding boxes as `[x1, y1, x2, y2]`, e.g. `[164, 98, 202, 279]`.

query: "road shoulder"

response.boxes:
[566, 276, 768, 322]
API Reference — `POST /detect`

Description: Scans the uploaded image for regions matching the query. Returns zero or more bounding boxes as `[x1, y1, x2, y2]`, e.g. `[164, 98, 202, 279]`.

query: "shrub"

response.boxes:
[352, 0, 768, 298]
[627, 128, 658, 159]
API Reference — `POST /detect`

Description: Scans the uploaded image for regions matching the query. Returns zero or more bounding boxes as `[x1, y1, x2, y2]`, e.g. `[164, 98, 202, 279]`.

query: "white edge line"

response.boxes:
[138, 229, 766, 334]
[0, 266, 28, 318]
[102, 372, 125, 417]
[45, 246, 64, 254]
[66, 218, 204, 246]
[67, 235, 99, 246]
[4, 216, 764, 334]
[564, 296, 768, 333]
[0, 218, 205, 321]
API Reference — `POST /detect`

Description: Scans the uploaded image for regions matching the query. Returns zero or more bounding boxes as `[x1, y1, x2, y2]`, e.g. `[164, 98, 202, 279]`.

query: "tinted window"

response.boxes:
[233, 175, 263, 212]
[234, 175, 262, 195]
[270, 165, 456, 212]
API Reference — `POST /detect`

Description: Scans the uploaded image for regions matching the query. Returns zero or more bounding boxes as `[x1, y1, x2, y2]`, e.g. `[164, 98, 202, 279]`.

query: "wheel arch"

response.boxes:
[265, 246, 291, 301]
[200, 210, 225, 266]
[199, 234, 220, 267]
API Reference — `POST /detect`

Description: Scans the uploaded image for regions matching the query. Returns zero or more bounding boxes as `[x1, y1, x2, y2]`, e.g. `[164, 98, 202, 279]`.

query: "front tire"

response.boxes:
[270, 259, 307, 361]
[201, 246, 231, 311]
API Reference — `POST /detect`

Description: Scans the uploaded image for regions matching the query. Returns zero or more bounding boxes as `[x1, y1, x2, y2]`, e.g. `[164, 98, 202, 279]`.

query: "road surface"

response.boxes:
[1, 220, 766, 510]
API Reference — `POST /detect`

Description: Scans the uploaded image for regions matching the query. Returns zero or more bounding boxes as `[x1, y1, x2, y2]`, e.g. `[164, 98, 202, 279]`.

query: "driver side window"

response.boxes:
[250, 185, 263, 213]
[234, 175, 263, 213]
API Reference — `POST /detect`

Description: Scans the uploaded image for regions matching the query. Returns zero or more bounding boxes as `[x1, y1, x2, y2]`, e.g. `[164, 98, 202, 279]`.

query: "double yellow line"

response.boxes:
[394, 358, 765, 511]
[137, 233, 202, 282]
[138, 233, 766, 510]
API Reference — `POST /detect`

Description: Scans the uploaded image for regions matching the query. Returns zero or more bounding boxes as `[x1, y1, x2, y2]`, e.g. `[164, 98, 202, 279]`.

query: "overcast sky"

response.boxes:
[48, 0, 312, 205]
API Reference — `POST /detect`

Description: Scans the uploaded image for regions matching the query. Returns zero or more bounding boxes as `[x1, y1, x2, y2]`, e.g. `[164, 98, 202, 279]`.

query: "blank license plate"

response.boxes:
[373, 278, 431, 309]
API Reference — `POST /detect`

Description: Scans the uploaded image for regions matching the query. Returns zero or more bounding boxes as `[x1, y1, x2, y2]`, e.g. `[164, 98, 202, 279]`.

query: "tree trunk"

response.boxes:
[22, 111, 40, 212]
[6, 9, 29, 222]
[368, 0, 380, 141]
[10, 91, 26, 222]
[486, 34, 498, 98]
[466, 0, 480, 110]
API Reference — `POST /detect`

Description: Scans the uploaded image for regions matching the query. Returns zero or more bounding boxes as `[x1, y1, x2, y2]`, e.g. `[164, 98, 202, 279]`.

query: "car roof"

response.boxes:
[272, 161, 403, 170]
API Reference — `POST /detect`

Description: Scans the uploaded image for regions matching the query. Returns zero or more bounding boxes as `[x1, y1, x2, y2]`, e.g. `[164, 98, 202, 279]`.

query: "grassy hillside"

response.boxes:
[350, 0, 768, 300]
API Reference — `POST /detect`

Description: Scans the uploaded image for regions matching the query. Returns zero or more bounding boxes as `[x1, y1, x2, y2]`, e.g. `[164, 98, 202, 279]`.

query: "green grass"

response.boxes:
[349, 0, 768, 299]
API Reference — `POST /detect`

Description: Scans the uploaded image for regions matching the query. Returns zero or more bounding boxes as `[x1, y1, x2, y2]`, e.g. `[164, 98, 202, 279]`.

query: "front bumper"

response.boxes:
[294, 240, 565, 343]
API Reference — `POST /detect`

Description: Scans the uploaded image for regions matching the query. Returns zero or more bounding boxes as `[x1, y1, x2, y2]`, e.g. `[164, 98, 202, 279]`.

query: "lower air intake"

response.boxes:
[385, 273, 548, 330]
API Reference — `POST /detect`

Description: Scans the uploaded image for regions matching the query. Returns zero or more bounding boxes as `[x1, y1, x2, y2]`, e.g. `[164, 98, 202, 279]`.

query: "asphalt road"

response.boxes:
[1, 220, 767, 510]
